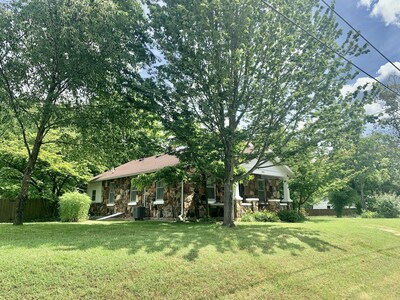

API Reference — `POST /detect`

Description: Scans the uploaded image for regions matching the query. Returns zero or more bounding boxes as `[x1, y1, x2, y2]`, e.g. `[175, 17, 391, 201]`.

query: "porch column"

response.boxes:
[233, 183, 243, 201]
[283, 179, 292, 202]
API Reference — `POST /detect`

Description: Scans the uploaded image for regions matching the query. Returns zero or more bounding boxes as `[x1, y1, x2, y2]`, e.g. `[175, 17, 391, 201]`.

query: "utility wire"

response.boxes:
[260, 0, 400, 98]
[321, 0, 400, 74]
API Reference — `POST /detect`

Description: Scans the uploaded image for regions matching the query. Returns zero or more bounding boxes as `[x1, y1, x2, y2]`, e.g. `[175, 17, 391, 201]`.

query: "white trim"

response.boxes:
[106, 203, 115, 207]
[128, 202, 137, 206]
[246, 198, 259, 202]
[180, 181, 184, 217]
[156, 181, 164, 201]
[87, 182, 102, 203]
[154, 200, 164, 205]
[268, 199, 281, 202]
[108, 182, 115, 204]
[206, 178, 216, 202]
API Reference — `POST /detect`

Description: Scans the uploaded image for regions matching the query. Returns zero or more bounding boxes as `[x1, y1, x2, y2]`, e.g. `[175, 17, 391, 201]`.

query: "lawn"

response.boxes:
[0, 217, 399, 300]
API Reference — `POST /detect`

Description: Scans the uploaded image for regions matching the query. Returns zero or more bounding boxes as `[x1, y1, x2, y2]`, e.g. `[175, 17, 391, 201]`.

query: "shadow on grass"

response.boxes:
[0, 221, 345, 261]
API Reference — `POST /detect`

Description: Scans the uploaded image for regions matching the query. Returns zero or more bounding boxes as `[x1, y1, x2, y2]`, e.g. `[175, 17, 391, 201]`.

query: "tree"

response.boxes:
[350, 133, 398, 209]
[379, 75, 400, 140]
[329, 188, 359, 218]
[0, 128, 100, 218]
[148, 0, 367, 226]
[0, 0, 152, 224]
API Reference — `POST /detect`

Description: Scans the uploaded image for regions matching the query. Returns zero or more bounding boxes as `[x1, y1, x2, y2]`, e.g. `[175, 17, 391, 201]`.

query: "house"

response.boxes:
[87, 154, 293, 219]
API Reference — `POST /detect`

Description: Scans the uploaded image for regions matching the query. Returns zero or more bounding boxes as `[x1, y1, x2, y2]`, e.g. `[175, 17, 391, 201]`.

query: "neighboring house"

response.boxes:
[87, 154, 293, 219]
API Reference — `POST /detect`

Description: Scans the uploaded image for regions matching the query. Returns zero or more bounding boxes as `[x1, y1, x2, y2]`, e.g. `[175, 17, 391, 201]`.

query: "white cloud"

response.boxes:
[341, 61, 400, 95]
[341, 61, 400, 116]
[364, 102, 385, 115]
[358, 0, 400, 27]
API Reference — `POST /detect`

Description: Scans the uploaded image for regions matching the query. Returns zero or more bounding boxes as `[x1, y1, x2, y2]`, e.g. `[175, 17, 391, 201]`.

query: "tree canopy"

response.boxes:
[0, 0, 153, 224]
[147, 0, 368, 226]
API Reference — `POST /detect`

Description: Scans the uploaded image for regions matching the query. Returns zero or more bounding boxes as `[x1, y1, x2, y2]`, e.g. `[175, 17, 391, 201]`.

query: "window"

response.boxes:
[130, 186, 138, 204]
[206, 178, 216, 203]
[91, 190, 96, 202]
[156, 181, 164, 201]
[258, 179, 266, 203]
[108, 182, 115, 204]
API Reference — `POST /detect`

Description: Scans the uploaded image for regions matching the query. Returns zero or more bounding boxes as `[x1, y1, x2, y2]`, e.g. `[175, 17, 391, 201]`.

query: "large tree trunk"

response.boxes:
[13, 128, 45, 225]
[223, 148, 235, 227]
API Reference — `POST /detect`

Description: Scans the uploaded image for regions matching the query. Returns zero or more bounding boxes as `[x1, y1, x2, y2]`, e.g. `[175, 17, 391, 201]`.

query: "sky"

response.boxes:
[333, 0, 400, 115]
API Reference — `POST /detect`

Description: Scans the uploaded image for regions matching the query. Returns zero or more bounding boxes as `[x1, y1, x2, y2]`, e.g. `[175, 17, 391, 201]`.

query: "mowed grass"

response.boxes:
[1, 217, 400, 300]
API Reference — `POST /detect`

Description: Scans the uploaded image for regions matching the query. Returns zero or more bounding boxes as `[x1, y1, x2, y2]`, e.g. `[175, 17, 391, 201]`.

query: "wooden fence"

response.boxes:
[306, 208, 357, 216]
[0, 199, 48, 223]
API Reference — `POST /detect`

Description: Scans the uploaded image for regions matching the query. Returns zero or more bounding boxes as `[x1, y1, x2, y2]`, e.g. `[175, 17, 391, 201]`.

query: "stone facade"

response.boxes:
[89, 174, 288, 219]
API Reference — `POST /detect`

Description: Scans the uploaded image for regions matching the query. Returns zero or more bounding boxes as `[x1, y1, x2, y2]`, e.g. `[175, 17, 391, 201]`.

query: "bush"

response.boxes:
[329, 188, 359, 218]
[374, 193, 400, 218]
[59, 191, 91, 222]
[278, 209, 305, 223]
[361, 210, 379, 218]
[240, 211, 279, 222]
[254, 211, 279, 222]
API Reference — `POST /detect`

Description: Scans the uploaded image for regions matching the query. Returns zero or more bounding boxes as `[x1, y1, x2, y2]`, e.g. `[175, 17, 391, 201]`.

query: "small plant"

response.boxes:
[59, 191, 91, 222]
[253, 211, 279, 222]
[240, 211, 279, 222]
[278, 209, 306, 223]
[240, 212, 256, 222]
[361, 210, 379, 218]
[373, 193, 400, 218]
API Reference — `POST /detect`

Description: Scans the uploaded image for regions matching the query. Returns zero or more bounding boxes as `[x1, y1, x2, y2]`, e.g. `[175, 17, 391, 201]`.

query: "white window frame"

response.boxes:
[206, 178, 216, 204]
[108, 182, 115, 206]
[258, 179, 266, 203]
[154, 181, 164, 205]
[129, 186, 138, 206]
[91, 190, 96, 202]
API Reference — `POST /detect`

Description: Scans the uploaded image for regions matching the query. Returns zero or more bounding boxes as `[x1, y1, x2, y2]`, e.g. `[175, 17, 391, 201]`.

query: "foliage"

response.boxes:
[0, 128, 99, 217]
[131, 165, 187, 190]
[378, 75, 400, 140]
[361, 210, 379, 218]
[349, 133, 399, 208]
[373, 193, 400, 218]
[148, 0, 368, 226]
[289, 145, 357, 211]
[329, 188, 360, 218]
[277, 209, 306, 223]
[240, 211, 279, 222]
[59, 192, 91, 222]
[0, 0, 152, 224]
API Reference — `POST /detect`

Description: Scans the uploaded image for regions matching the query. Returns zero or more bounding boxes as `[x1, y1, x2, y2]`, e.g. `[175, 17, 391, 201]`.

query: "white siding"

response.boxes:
[87, 182, 102, 203]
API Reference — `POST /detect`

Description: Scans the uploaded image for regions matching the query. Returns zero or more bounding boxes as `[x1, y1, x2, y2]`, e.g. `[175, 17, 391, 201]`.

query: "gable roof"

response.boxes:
[91, 154, 293, 183]
[91, 154, 179, 182]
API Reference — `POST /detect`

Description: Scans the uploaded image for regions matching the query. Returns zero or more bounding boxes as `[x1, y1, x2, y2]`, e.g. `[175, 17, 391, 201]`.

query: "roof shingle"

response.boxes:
[91, 154, 179, 182]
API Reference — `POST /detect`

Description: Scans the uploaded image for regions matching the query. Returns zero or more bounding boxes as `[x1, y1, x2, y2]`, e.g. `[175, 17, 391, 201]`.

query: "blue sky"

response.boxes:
[335, 0, 400, 76]
[333, 1, 400, 107]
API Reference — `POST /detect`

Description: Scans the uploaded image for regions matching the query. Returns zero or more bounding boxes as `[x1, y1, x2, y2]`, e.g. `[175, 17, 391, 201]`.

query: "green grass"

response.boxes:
[1, 217, 399, 299]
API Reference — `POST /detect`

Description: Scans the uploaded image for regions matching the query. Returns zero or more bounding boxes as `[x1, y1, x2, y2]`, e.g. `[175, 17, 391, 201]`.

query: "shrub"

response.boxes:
[278, 209, 305, 223]
[329, 188, 359, 218]
[374, 193, 400, 218]
[240, 211, 279, 222]
[59, 191, 91, 222]
[253, 211, 279, 222]
[361, 210, 379, 218]
[240, 212, 255, 222]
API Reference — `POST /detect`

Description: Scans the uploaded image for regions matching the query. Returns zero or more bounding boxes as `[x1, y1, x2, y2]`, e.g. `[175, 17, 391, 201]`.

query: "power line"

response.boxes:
[260, 0, 400, 98]
[320, 0, 400, 74]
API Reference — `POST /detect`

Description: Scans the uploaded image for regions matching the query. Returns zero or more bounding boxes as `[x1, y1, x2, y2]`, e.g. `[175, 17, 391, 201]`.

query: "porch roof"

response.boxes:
[241, 159, 293, 178]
